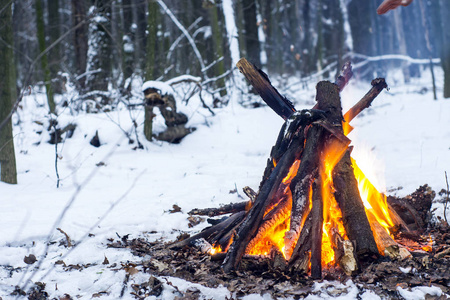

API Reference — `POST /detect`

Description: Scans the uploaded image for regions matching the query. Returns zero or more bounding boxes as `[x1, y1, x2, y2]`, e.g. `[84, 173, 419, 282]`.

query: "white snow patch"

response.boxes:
[397, 286, 443, 300]
[142, 80, 175, 95]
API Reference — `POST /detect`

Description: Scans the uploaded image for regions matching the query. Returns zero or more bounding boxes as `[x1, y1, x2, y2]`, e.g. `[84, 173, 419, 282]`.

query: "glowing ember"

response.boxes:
[209, 245, 222, 255]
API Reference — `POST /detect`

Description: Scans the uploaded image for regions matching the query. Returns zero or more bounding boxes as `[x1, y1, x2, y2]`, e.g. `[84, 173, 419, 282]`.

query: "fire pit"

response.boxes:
[169, 59, 441, 279]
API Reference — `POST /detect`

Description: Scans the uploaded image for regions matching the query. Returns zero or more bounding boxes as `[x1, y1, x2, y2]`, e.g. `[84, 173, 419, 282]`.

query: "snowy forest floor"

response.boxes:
[1, 67, 450, 299]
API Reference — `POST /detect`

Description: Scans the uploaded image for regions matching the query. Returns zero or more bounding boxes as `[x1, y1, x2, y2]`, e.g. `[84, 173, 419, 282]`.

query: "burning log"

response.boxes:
[310, 177, 324, 279]
[332, 228, 358, 275]
[222, 136, 305, 273]
[370, 220, 400, 259]
[333, 150, 380, 259]
[288, 213, 312, 274]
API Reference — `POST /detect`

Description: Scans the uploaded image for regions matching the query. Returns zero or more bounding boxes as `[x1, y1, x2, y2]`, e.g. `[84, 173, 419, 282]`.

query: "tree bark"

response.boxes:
[440, 0, 450, 98]
[35, 0, 56, 113]
[71, 0, 88, 90]
[316, 81, 379, 260]
[0, 0, 18, 184]
[144, 0, 160, 141]
[209, 2, 227, 97]
[242, 0, 261, 67]
[310, 177, 323, 279]
[85, 0, 112, 98]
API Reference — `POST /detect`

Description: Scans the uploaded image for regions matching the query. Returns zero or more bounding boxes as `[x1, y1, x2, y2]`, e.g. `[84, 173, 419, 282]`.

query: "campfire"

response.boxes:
[170, 59, 435, 278]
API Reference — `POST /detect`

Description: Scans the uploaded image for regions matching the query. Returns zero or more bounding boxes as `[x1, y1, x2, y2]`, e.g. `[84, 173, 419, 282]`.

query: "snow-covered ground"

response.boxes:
[0, 68, 449, 299]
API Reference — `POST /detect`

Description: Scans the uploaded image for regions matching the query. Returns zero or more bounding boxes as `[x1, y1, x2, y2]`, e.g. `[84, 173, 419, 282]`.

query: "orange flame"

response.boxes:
[352, 158, 395, 236]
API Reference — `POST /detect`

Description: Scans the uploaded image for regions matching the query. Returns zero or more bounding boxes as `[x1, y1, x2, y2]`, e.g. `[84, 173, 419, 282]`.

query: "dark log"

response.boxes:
[155, 126, 195, 144]
[288, 212, 312, 273]
[310, 177, 323, 279]
[343, 78, 387, 124]
[315, 81, 379, 260]
[222, 136, 303, 273]
[236, 58, 296, 120]
[387, 195, 425, 231]
[259, 109, 326, 190]
[189, 201, 250, 217]
[388, 202, 411, 232]
[333, 151, 380, 259]
[285, 124, 323, 256]
[169, 211, 245, 249]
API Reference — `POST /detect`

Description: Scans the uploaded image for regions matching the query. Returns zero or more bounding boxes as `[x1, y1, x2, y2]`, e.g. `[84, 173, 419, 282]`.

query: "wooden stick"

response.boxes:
[288, 212, 312, 273]
[310, 177, 323, 279]
[188, 201, 250, 217]
[286, 125, 323, 256]
[259, 109, 327, 190]
[169, 211, 245, 249]
[236, 58, 296, 120]
[343, 78, 388, 124]
[370, 220, 400, 259]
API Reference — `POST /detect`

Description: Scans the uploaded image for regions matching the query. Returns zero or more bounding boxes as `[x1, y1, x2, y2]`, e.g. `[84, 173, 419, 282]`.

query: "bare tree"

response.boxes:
[0, 0, 18, 184]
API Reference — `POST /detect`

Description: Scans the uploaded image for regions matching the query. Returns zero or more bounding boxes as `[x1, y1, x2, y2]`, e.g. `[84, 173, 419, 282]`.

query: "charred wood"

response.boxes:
[315, 81, 379, 260]
[243, 186, 257, 203]
[236, 58, 296, 120]
[260, 109, 326, 190]
[222, 136, 304, 273]
[169, 211, 245, 249]
[189, 201, 250, 217]
[343, 78, 388, 124]
[310, 177, 324, 279]
[332, 228, 358, 275]
[288, 213, 312, 273]
[333, 151, 380, 260]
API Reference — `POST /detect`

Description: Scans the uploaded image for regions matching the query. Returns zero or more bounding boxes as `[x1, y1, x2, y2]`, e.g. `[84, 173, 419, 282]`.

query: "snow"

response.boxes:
[142, 80, 175, 95]
[1, 67, 450, 299]
[397, 286, 443, 300]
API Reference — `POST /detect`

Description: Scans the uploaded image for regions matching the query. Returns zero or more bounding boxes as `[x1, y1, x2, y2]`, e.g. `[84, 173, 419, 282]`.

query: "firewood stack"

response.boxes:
[171, 58, 422, 279]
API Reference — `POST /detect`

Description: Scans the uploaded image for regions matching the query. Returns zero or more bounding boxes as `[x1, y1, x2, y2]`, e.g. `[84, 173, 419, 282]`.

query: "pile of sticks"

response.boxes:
[172, 58, 409, 278]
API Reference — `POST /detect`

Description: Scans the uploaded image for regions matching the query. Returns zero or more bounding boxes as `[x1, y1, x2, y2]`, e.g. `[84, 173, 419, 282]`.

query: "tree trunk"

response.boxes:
[35, 0, 56, 113]
[440, 0, 450, 98]
[242, 0, 261, 67]
[122, 0, 135, 80]
[0, 0, 18, 184]
[71, 0, 88, 90]
[209, 2, 227, 97]
[47, 0, 61, 92]
[85, 0, 112, 98]
[144, 0, 161, 141]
